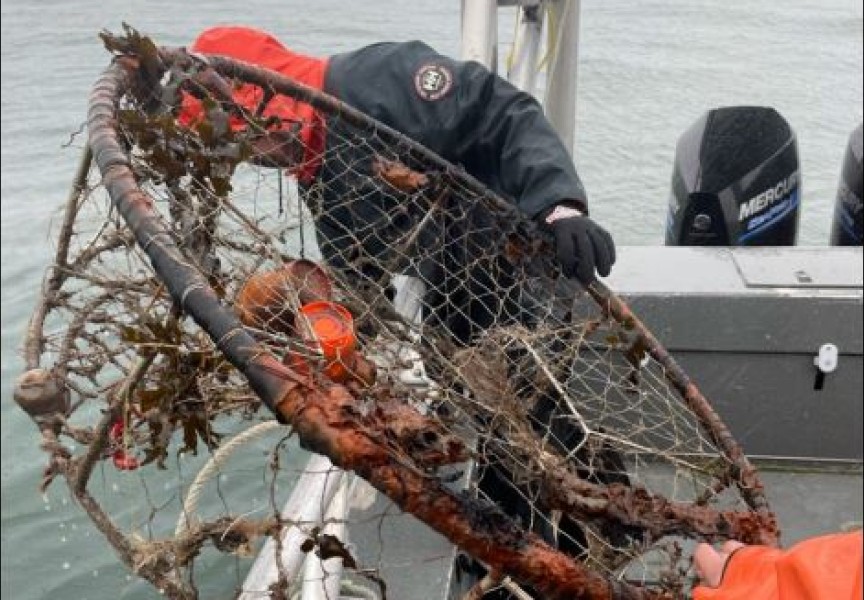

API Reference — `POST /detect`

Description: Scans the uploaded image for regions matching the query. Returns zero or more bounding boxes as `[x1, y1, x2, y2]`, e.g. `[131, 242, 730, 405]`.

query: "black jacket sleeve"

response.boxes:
[324, 40, 588, 218]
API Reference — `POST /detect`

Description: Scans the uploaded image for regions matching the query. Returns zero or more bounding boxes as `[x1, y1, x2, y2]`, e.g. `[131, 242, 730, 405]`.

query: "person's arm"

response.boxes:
[445, 60, 616, 283]
[443, 60, 586, 218]
[693, 531, 863, 600]
[324, 41, 615, 283]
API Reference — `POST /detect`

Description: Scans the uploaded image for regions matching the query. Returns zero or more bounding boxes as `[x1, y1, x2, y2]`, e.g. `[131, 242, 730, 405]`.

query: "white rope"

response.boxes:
[175, 419, 287, 537]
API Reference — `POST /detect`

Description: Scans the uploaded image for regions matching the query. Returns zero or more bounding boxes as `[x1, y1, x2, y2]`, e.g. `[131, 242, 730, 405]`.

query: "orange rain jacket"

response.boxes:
[179, 26, 328, 183]
[693, 530, 863, 600]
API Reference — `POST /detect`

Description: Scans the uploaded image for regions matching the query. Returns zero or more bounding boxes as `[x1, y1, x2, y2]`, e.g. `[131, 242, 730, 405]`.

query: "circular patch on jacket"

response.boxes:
[414, 64, 453, 101]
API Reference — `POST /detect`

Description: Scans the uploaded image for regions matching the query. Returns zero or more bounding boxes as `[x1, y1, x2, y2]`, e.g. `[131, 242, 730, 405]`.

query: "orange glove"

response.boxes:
[693, 530, 863, 600]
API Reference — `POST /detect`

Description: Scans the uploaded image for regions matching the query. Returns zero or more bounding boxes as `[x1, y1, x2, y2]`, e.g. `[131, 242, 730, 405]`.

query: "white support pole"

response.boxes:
[391, 274, 426, 328]
[544, 0, 582, 155]
[507, 4, 545, 94]
[239, 454, 344, 598]
[461, 0, 498, 69]
[300, 476, 350, 599]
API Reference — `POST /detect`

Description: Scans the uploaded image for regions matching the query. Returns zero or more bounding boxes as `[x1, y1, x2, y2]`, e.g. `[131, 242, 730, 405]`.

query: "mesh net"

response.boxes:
[16, 28, 777, 600]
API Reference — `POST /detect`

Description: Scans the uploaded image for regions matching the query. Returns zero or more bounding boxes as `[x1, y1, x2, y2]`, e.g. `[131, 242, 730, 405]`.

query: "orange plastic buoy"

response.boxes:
[296, 301, 357, 383]
[236, 260, 333, 335]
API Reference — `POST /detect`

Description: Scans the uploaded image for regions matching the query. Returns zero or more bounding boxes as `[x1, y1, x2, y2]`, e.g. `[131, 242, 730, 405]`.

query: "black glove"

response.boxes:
[539, 205, 616, 284]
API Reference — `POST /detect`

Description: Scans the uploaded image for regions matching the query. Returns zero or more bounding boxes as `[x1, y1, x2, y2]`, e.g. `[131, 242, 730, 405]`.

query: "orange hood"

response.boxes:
[180, 26, 328, 182]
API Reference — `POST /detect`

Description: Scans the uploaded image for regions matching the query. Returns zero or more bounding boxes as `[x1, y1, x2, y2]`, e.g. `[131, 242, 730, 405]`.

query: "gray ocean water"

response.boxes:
[1, 1, 862, 598]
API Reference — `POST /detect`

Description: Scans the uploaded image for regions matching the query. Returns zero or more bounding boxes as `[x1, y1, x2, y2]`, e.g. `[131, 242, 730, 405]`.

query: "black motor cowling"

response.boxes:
[829, 123, 863, 246]
[666, 106, 801, 246]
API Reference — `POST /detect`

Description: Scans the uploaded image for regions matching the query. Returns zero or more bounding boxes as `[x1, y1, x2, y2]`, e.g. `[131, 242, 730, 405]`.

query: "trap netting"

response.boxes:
[16, 28, 778, 600]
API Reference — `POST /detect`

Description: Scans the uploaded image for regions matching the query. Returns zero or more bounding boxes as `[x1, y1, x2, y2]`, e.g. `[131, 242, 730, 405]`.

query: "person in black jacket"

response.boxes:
[182, 26, 616, 293]
[181, 26, 619, 574]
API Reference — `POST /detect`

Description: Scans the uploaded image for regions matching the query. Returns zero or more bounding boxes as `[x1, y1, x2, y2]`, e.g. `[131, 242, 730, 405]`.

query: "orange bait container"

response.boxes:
[294, 301, 357, 383]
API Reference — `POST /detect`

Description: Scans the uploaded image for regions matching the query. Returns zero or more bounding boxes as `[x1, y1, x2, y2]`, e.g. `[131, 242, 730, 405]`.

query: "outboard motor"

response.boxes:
[666, 106, 801, 246]
[829, 123, 863, 246]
